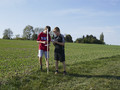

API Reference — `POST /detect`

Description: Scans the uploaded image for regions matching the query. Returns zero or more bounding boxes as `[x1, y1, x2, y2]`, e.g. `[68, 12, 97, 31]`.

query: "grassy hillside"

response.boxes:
[0, 39, 120, 90]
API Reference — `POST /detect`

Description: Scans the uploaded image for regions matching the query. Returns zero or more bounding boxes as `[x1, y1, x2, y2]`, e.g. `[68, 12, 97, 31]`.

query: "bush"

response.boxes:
[75, 35, 105, 44]
[3, 35, 10, 39]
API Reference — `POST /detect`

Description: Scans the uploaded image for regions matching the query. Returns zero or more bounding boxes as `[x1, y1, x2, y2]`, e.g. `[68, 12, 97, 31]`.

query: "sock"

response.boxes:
[40, 65, 42, 70]
[64, 71, 66, 73]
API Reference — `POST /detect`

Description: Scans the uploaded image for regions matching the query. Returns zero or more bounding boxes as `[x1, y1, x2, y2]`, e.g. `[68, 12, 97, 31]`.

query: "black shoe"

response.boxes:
[63, 71, 67, 75]
[40, 68, 42, 71]
[40, 66, 42, 71]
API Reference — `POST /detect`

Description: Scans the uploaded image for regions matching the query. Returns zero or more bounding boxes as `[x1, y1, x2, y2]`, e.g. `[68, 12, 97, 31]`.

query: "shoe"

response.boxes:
[55, 70, 58, 75]
[63, 71, 67, 75]
[40, 66, 42, 71]
[40, 68, 42, 71]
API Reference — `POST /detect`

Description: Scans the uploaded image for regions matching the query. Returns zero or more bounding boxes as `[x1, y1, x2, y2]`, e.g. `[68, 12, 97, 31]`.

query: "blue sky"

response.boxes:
[0, 0, 120, 45]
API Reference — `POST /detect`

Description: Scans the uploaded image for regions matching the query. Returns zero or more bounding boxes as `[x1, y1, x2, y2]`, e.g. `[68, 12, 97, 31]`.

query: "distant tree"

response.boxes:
[100, 32, 104, 42]
[15, 34, 21, 40]
[34, 27, 44, 35]
[3, 35, 10, 39]
[65, 34, 73, 42]
[49, 31, 55, 39]
[75, 34, 105, 44]
[3, 28, 13, 39]
[31, 27, 44, 40]
[75, 38, 82, 43]
[15, 34, 20, 38]
[83, 35, 85, 39]
[23, 25, 34, 40]
[32, 34, 38, 40]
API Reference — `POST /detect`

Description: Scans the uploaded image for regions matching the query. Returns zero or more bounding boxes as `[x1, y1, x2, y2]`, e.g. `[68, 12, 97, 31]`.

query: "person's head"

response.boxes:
[44, 26, 51, 34]
[53, 27, 60, 36]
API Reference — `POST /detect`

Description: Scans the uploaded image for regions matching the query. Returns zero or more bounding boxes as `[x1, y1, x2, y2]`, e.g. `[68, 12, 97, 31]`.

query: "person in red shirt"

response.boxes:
[37, 26, 51, 71]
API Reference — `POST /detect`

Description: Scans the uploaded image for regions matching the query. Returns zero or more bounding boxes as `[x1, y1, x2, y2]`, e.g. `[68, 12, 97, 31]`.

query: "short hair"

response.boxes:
[45, 26, 51, 32]
[53, 27, 60, 32]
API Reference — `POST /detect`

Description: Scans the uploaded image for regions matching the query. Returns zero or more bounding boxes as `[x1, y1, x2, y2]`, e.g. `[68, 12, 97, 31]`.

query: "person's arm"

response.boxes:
[37, 33, 46, 44]
[37, 41, 46, 44]
[54, 41, 64, 46]
[54, 35, 65, 46]
[53, 42, 56, 46]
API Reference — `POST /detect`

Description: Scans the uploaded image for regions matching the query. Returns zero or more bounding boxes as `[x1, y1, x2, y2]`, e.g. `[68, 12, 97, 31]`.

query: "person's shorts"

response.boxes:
[38, 50, 49, 59]
[54, 51, 65, 62]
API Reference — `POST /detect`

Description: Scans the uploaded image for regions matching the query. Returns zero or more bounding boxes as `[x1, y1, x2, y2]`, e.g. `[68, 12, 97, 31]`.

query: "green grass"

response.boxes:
[0, 39, 120, 90]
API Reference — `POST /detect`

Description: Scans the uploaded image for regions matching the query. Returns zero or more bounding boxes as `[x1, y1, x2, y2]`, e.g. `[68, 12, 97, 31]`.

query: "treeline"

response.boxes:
[2, 25, 105, 44]
[75, 33, 105, 44]
[3, 25, 45, 40]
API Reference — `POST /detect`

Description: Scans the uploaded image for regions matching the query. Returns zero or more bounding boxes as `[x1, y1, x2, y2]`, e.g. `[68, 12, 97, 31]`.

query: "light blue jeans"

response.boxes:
[38, 50, 49, 58]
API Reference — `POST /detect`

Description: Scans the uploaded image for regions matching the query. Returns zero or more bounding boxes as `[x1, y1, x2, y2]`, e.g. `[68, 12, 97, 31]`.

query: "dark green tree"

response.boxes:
[32, 34, 38, 40]
[3, 28, 13, 39]
[65, 34, 73, 42]
[75, 34, 105, 44]
[23, 25, 34, 40]
[100, 32, 104, 42]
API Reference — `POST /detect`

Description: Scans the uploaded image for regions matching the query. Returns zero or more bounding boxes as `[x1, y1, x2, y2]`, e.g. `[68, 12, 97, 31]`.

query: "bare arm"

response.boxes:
[37, 41, 46, 44]
[53, 34, 65, 46]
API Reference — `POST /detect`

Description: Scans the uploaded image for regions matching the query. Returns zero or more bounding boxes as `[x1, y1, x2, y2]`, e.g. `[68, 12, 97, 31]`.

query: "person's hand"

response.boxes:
[37, 41, 40, 43]
[42, 41, 47, 44]
[37, 41, 47, 44]
[54, 41, 58, 44]
[53, 42, 55, 45]
[53, 41, 58, 45]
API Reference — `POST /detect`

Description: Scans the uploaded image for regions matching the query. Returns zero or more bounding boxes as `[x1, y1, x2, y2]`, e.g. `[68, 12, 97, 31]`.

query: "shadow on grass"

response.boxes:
[67, 55, 120, 80]
[68, 73, 120, 80]
[68, 55, 120, 66]
[96, 55, 120, 60]
[1, 55, 120, 89]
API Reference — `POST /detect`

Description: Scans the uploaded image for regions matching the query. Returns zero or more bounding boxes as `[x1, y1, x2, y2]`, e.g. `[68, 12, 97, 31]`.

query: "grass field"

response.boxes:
[0, 39, 120, 90]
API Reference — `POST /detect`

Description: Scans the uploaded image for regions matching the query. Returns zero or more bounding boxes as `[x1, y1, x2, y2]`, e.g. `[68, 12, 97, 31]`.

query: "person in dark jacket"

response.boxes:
[53, 27, 66, 75]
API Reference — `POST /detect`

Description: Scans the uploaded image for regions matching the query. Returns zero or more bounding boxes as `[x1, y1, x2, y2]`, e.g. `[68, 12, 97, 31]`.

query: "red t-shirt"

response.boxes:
[37, 32, 51, 51]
